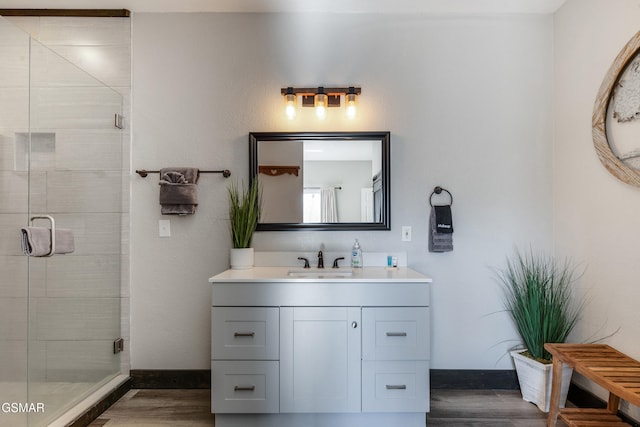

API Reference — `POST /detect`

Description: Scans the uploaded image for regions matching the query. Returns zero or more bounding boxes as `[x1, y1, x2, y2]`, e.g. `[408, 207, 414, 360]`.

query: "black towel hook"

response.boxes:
[430, 186, 453, 207]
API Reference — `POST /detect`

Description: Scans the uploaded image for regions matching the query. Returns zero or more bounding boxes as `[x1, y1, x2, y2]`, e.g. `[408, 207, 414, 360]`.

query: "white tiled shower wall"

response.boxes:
[0, 15, 131, 383]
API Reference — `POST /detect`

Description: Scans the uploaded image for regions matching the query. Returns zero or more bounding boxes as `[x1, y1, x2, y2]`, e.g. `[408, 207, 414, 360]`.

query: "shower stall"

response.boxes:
[0, 16, 128, 427]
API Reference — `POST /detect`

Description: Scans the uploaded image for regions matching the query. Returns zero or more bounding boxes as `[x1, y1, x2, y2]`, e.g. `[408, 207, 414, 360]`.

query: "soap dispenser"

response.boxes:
[351, 239, 363, 268]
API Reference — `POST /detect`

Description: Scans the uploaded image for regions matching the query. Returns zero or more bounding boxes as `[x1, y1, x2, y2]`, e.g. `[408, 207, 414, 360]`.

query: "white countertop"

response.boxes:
[209, 266, 432, 283]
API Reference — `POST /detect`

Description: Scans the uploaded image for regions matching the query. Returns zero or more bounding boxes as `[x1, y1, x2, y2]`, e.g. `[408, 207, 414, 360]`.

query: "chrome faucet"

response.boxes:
[317, 250, 324, 269]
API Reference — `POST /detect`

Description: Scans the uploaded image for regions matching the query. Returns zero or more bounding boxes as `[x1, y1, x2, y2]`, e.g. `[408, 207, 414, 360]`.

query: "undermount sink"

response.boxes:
[287, 268, 354, 278]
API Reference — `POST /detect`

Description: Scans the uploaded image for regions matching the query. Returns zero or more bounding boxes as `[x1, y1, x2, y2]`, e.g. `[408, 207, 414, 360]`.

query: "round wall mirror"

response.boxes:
[593, 31, 640, 187]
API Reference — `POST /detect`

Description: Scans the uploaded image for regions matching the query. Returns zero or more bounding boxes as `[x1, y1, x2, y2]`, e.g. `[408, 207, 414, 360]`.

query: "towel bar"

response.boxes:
[135, 169, 231, 178]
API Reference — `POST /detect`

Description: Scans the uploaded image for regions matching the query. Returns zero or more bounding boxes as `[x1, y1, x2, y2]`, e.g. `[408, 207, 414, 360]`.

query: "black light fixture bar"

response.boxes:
[281, 86, 362, 96]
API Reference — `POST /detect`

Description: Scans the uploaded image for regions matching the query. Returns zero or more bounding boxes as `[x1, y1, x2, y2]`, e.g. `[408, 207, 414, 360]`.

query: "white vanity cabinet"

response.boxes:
[209, 267, 432, 427]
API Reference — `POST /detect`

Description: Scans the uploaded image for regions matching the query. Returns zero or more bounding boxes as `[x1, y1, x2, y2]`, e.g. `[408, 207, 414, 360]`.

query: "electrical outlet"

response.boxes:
[402, 226, 411, 241]
[159, 220, 171, 237]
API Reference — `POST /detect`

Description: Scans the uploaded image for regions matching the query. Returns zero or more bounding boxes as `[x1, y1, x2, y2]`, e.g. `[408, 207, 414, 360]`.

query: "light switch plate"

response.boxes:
[402, 226, 411, 241]
[159, 219, 171, 237]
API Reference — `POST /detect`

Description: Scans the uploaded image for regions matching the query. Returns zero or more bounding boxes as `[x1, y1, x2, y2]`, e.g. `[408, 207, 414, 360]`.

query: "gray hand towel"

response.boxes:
[21, 227, 75, 256]
[159, 167, 200, 215]
[428, 206, 453, 252]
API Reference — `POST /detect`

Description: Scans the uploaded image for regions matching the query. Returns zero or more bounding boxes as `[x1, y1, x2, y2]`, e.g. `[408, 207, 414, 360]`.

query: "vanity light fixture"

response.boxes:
[281, 86, 361, 120]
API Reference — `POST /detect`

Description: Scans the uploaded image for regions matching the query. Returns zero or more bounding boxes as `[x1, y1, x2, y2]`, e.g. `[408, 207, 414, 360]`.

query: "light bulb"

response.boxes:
[284, 93, 296, 120]
[315, 92, 327, 120]
[346, 93, 357, 119]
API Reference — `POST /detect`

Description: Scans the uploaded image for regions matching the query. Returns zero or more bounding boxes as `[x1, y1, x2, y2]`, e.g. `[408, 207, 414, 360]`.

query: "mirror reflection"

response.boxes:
[249, 132, 390, 231]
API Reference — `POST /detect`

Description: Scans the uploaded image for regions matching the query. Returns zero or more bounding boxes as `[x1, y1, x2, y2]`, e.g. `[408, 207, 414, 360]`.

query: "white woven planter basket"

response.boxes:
[511, 349, 573, 412]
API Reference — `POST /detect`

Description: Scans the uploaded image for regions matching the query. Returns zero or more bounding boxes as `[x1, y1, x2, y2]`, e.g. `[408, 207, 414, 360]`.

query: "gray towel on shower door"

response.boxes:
[428, 206, 453, 252]
[159, 167, 200, 215]
[21, 227, 75, 256]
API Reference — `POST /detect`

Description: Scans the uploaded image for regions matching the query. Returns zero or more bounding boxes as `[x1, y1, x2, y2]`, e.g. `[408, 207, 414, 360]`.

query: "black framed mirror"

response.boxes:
[249, 131, 390, 231]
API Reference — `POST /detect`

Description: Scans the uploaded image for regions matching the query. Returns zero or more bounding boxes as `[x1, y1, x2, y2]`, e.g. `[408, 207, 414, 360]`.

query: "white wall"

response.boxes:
[554, 0, 640, 417]
[131, 12, 554, 369]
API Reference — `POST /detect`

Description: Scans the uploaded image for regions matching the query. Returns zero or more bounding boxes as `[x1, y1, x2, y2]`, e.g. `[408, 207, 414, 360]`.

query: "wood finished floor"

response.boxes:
[88, 389, 567, 426]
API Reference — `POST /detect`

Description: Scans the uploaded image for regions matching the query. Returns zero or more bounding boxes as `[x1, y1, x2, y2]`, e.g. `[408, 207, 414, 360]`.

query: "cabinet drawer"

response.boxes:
[211, 361, 279, 413]
[362, 361, 430, 412]
[212, 307, 279, 360]
[362, 307, 429, 361]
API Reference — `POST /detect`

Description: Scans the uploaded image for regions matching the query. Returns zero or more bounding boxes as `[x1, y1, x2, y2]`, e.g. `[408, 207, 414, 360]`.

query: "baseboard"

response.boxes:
[130, 368, 518, 390]
[430, 369, 519, 389]
[66, 376, 131, 427]
[130, 368, 516, 390]
[130, 369, 211, 389]
[566, 382, 606, 409]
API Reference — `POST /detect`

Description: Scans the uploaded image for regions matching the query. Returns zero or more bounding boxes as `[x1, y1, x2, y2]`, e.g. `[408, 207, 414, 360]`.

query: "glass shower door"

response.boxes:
[0, 16, 125, 426]
[26, 35, 124, 426]
[0, 17, 31, 427]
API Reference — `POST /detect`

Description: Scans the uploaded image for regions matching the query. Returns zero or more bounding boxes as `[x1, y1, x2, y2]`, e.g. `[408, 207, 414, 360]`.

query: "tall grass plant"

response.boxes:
[228, 179, 261, 249]
[498, 249, 583, 362]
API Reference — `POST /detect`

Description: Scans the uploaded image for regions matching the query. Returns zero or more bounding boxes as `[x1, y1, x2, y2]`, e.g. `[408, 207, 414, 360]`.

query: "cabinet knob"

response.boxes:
[351, 321, 358, 329]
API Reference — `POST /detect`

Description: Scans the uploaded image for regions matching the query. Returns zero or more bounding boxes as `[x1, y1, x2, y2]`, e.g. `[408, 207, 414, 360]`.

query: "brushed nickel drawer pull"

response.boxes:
[234, 332, 256, 337]
[385, 384, 407, 390]
[234, 385, 256, 391]
[386, 332, 407, 337]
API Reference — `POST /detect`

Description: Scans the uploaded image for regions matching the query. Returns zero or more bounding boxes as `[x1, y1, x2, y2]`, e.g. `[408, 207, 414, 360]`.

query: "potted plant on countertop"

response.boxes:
[227, 178, 261, 270]
[496, 248, 584, 412]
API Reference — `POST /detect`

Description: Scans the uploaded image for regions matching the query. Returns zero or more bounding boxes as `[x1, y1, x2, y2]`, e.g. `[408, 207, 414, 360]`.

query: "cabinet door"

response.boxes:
[280, 307, 361, 413]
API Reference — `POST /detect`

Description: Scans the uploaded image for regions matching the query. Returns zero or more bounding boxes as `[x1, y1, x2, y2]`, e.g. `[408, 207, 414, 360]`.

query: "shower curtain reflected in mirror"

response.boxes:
[320, 187, 338, 223]
[303, 187, 338, 223]
[0, 16, 125, 427]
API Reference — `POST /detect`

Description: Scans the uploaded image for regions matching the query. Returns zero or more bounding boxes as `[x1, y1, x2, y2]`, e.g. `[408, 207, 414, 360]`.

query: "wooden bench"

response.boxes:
[545, 343, 640, 427]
